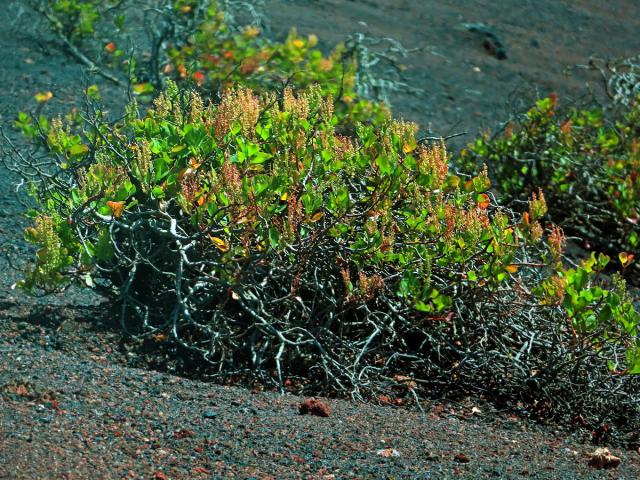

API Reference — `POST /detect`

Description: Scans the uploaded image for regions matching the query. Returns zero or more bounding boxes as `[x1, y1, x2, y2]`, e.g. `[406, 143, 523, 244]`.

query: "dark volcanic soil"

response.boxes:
[1, 1, 640, 479]
[2, 309, 640, 479]
[266, 0, 640, 148]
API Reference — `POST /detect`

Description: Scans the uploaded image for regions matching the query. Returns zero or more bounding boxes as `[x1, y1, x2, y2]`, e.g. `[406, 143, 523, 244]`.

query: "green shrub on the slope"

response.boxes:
[29, 0, 393, 126]
[10, 84, 640, 443]
[459, 95, 640, 256]
[32, 0, 121, 39]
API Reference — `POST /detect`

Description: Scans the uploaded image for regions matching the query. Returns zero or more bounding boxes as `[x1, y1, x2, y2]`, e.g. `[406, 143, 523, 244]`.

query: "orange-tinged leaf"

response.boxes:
[619, 252, 635, 267]
[292, 39, 305, 49]
[402, 141, 416, 154]
[209, 235, 229, 252]
[153, 333, 168, 342]
[476, 193, 490, 209]
[132, 83, 154, 95]
[280, 192, 288, 201]
[505, 264, 518, 273]
[107, 201, 125, 218]
[35, 91, 53, 103]
[560, 119, 572, 135]
[463, 179, 474, 192]
[104, 42, 117, 53]
[193, 71, 205, 86]
[189, 157, 202, 169]
[503, 123, 514, 138]
[310, 212, 324, 222]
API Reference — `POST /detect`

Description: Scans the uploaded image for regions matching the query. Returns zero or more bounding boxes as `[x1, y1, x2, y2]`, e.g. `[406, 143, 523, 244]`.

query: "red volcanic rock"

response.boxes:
[587, 448, 621, 469]
[299, 398, 330, 417]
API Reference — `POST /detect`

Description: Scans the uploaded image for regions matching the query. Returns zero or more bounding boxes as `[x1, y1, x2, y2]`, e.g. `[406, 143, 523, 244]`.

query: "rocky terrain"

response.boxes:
[1, 1, 640, 478]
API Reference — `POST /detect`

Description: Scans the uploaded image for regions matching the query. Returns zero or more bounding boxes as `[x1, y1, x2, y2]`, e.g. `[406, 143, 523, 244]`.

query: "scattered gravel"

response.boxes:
[2, 307, 640, 479]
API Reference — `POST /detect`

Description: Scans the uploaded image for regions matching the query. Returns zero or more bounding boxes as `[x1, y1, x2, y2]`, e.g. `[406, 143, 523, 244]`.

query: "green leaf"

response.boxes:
[151, 185, 165, 199]
[253, 176, 270, 196]
[334, 187, 350, 211]
[414, 301, 432, 313]
[250, 151, 272, 165]
[375, 155, 393, 175]
[256, 123, 270, 141]
[153, 157, 169, 181]
[71, 189, 81, 205]
[626, 347, 640, 374]
[68, 144, 89, 157]
[268, 227, 280, 249]
[433, 293, 452, 311]
[86, 84, 101, 101]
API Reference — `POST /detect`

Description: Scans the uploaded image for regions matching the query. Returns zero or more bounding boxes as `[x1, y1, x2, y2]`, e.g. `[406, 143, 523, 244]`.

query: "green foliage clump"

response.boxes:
[31, 0, 392, 126]
[162, 14, 390, 125]
[42, 0, 115, 38]
[13, 84, 640, 425]
[536, 252, 640, 373]
[22, 214, 74, 290]
[460, 95, 640, 254]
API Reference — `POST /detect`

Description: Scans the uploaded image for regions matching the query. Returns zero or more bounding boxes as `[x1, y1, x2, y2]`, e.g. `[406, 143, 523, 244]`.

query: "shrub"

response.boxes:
[28, 0, 395, 126]
[459, 94, 640, 257]
[8, 83, 640, 443]
[33, 0, 120, 40]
